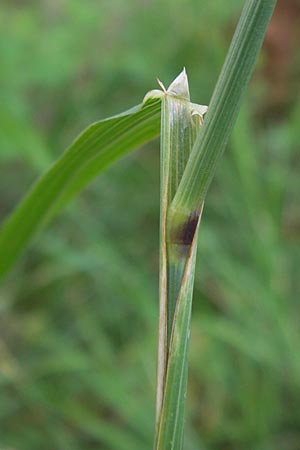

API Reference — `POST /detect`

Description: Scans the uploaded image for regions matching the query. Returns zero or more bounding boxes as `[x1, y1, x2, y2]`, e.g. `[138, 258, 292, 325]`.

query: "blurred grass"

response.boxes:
[0, 1, 300, 449]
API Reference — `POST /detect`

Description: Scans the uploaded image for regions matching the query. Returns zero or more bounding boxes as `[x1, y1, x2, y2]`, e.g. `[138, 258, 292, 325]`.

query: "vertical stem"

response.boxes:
[154, 70, 205, 450]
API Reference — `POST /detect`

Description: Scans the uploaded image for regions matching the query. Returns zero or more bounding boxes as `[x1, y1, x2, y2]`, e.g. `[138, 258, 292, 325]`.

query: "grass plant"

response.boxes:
[0, 0, 278, 449]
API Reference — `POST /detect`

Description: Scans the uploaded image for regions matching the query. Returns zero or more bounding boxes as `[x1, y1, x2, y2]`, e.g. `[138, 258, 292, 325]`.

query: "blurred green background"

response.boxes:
[0, 0, 299, 449]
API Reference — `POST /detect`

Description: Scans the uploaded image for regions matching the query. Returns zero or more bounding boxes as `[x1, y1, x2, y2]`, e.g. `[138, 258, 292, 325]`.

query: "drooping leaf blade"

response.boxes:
[0, 97, 161, 279]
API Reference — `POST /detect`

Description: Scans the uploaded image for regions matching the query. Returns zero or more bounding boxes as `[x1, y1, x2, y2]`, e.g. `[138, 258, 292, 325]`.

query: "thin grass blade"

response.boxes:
[170, 0, 277, 228]
[0, 96, 161, 279]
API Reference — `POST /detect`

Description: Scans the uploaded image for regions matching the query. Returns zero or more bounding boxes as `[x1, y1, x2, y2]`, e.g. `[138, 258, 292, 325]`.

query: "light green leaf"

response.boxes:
[170, 0, 277, 227]
[0, 96, 161, 279]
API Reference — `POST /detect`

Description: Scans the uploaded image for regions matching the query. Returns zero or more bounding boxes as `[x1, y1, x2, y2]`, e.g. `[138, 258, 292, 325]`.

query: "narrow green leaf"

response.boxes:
[170, 0, 277, 224]
[0, 96, 161, 279]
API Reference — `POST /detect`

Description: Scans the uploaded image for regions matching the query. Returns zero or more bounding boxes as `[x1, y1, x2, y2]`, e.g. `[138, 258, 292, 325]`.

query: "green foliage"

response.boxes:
[0, 1, 300, 450]
[0, 98, 160, 278]
[155, 1, 276, 446]
[171, 0, 277, 221]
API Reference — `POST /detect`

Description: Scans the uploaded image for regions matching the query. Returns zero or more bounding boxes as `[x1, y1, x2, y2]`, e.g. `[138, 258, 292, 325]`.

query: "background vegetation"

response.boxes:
[0, 0, 299, 449]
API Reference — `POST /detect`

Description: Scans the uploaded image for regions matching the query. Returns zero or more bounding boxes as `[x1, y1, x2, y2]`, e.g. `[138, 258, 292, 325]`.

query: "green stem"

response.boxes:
[155, 70, 205, 450]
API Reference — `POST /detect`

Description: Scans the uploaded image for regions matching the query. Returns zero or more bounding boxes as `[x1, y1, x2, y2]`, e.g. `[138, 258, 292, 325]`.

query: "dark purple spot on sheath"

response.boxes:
[173, 211, 199, 246]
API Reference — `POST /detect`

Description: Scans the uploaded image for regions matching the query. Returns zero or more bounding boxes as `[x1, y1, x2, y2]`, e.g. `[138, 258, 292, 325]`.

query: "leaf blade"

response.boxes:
[0, 97, 161, 279]
[171, 0, 277, 220]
